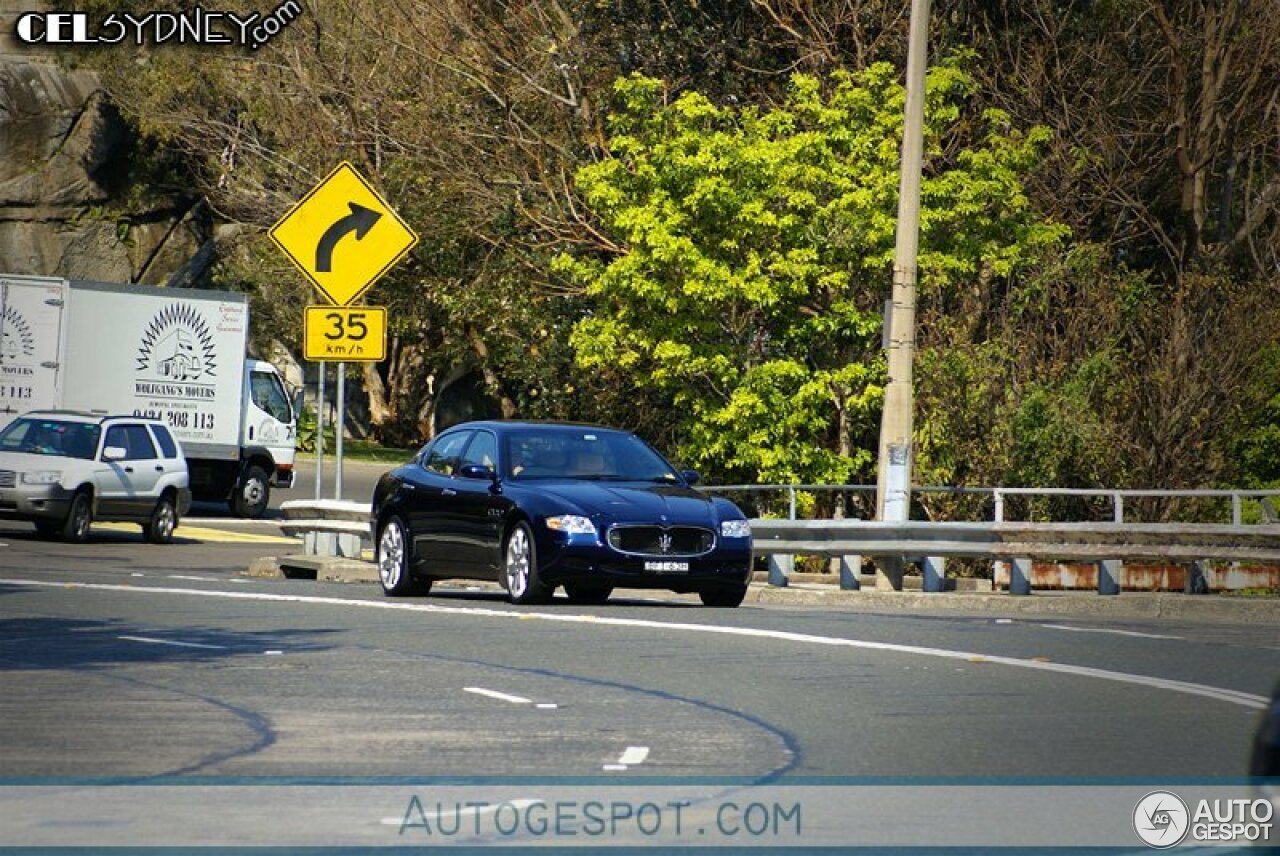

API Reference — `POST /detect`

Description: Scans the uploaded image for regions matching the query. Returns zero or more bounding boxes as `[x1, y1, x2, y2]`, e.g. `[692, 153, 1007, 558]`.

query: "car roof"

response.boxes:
[438, 420, 633, 437]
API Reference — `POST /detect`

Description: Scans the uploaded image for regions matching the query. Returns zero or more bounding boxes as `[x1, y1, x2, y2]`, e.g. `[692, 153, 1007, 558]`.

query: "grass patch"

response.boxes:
[298, 437, 415, 465]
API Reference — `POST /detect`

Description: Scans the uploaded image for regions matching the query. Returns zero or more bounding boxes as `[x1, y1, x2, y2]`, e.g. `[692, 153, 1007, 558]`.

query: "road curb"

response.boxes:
[245, 555, 1279, 624]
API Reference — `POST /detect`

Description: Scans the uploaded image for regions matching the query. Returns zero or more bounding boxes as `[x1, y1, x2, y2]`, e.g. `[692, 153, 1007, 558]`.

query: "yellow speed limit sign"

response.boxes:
[304, 306, 387, 362]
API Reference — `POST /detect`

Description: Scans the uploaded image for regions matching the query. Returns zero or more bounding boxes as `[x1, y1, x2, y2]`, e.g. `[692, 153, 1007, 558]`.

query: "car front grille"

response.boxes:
[607, 525, 715, 557]
[0, 470, 15, 488]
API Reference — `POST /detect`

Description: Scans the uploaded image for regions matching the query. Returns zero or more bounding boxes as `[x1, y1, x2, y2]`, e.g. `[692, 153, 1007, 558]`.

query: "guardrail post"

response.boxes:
[923, 556, 945, 592]
[767, 554, 792, 587]
[1097, 559, 1121, 596]
[1009, 557, 1032, 595]
[838, 555, 861, 590]
[875, 557, 905, 591]
[1113, 493, 1124, 523]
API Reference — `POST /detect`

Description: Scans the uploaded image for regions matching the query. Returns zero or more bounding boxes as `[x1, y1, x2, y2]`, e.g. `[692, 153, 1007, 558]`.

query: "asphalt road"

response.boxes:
[1, 520, 1276, 784]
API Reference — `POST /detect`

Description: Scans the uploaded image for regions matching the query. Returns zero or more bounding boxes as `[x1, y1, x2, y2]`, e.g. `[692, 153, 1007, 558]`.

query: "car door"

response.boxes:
[408, 429, 473, 567]
[450, 429, 508, 569]
[96, 423, 162, 520]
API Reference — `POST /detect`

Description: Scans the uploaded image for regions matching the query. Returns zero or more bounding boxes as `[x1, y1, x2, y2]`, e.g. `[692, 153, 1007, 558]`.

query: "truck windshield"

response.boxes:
[0, 418, 100, 459]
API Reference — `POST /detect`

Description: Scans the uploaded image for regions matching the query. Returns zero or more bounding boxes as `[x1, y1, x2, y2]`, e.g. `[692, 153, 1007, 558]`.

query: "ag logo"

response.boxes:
[136, 303, 217, 383]
[1, 306, 34, 360]
[1133, 791, 1190, 848]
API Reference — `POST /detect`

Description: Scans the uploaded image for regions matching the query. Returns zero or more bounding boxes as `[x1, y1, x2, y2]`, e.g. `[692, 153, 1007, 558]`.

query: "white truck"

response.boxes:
[0, 274, 298, 517]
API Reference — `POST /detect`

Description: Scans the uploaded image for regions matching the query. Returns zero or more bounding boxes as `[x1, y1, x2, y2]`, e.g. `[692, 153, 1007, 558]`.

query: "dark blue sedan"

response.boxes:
[370, 421, 753, 607]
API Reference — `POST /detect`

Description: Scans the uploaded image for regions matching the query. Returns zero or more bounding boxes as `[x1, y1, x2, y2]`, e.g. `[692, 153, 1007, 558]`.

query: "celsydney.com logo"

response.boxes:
[1133, 792, 1275, 848]
[12, 4, 302, 51]
[1133, 791, 1189, 849]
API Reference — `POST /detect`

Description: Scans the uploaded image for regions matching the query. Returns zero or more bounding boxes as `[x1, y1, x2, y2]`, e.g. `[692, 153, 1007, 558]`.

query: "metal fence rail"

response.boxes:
[702, 484, 1280, 525]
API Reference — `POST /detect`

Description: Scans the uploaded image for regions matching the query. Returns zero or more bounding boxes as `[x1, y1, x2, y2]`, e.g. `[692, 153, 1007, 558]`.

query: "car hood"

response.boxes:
[0, 452, 90, 472]
[535, 482, 719, 526]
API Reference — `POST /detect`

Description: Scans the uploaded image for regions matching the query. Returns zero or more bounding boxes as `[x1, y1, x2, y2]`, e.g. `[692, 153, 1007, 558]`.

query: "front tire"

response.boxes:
[143, 494, 178, 544]
[699, 584, 748, 608]
[59, 491, 92, 543]
[230, 465, 270, 518]
[504, 521, 551, 605]
[377, 515, 430, 597]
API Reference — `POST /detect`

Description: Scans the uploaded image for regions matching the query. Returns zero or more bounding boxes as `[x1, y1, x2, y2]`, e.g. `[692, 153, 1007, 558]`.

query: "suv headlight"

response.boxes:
[21, 471, 62, 486]
[546, 515, 597, 535]
[720, 519, 751, 538]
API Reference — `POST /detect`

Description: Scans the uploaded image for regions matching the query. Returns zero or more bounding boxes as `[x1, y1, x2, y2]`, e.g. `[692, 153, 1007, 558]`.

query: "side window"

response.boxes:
[104, 425, 158, 461]
[122, 425, 157, 461]
[149, 424, 179, 459]
[250, 371, 293, 423]
[459, 431, 498, 471]
[423, 431, 473, 476]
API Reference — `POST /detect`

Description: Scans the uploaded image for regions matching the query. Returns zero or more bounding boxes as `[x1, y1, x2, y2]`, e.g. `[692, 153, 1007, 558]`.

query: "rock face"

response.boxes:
[0, 53, 205, 283]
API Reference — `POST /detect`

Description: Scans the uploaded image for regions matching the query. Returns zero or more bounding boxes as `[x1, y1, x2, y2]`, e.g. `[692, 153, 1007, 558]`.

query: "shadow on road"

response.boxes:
[0, 612, 340, 671]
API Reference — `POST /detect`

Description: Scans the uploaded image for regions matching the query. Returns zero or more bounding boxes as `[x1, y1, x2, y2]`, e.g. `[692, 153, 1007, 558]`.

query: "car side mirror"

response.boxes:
[102, 446, 127, 462]
[681, 469, 701, 485]
[458, 463, 497, 481]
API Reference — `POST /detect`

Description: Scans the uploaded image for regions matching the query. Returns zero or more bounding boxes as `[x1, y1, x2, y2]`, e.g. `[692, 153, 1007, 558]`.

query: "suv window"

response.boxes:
[0, 417, 99, 460]
[104, 424, 158, 461]
[149, 424, 179, 459]
[423, 431, 473, 476]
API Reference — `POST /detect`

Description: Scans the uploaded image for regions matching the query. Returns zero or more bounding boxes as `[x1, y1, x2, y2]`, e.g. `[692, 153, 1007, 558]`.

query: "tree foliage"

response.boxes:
[559, 62, 1064, 484]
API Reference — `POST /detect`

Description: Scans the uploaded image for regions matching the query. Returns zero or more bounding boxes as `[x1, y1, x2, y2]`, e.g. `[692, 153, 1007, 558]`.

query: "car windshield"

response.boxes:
[504, 429, 680, 482]
[0, 417, 100, 460]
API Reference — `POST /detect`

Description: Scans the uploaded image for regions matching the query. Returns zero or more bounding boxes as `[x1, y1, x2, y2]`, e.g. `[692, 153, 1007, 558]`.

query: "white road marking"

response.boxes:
[535, 703, 559, 710]
[618, 746, 649, 765]
[264, 650, 284, 656]
[131, 573, 145, 577]
[117, 635, 227, 650]
[7, 578, 1267, 711]
[168, 575, 217, 582]
[1039, 623, 1184, 641]
[464, 687, 532, 705]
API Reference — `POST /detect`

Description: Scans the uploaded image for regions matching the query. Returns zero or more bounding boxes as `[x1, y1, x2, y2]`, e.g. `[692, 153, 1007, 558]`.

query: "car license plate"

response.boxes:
[644, 560, 689, 573]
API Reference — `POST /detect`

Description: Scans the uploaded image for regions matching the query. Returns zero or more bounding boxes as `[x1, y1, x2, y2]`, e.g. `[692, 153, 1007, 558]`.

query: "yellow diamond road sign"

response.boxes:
[270, 162, 417, 307]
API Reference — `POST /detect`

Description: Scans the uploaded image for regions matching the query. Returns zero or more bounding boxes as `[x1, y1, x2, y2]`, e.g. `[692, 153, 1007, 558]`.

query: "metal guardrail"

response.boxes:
[749, 519, 1280, 595]
[276, 497, 1280, 596]
[702, 484, 1280, 525]
[278, 500, 369, 558]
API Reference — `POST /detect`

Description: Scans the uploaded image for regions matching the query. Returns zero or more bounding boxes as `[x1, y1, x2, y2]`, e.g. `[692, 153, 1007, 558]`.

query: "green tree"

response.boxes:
[560, 62, 1065, 485]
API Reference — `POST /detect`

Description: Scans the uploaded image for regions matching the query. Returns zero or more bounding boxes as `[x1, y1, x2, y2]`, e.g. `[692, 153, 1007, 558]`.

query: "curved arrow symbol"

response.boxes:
[314, 202, 382, 273]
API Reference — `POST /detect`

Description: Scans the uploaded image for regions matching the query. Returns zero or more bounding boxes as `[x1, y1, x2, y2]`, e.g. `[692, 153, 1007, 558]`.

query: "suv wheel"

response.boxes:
[60, 491, 92, 543]
[144, 494, 178, 544]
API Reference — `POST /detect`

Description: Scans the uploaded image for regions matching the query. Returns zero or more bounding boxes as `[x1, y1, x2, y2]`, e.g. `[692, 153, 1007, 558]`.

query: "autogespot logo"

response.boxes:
[1134, 791, 1190, 849]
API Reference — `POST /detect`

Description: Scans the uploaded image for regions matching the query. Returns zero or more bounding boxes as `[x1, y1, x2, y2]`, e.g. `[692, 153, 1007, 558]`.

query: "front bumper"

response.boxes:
[0, 485, 73, 522]
[539, 534, 753, 591]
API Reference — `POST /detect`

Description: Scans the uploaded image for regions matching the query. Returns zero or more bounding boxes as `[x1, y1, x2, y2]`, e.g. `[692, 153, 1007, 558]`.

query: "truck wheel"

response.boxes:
[60, 491, 92, 544]
[230, 466, 270, 518]
[144, 494, 178, 544]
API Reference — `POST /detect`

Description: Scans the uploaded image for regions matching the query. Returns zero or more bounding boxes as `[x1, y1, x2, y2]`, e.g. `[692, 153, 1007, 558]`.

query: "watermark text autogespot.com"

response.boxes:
[12, 4, 303, 51]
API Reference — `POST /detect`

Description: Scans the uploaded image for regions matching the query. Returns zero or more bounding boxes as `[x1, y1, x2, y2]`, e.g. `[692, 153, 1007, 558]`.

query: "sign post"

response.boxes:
[270, 161, 418, 509]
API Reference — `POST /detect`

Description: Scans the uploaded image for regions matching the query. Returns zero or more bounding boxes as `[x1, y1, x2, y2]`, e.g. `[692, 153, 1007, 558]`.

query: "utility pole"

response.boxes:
[875, 0, 931, 525]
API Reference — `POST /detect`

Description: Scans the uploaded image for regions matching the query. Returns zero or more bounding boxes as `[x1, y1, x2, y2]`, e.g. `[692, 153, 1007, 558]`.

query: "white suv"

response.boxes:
[0, 411, 191, 543]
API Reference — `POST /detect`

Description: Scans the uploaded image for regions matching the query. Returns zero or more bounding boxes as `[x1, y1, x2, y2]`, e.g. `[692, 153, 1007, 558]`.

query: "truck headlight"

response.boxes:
[546, 515, 597, 535]
[21, 471, 62, 486]
[720, 519, 751, 538]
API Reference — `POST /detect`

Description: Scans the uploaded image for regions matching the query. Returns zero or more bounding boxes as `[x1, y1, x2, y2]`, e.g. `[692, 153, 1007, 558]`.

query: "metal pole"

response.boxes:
[334, 362, 345, 500]
[875, 0, 930, 522]
[314, 362, 325, 501]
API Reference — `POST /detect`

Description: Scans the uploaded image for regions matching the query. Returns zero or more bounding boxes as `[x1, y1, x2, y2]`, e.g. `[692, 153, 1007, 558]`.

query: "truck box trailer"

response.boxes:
[0, 274, 297, 517]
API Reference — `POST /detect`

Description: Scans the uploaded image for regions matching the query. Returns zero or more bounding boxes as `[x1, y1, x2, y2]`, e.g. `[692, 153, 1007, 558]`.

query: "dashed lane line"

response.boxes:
[3, 577, 1269, 711]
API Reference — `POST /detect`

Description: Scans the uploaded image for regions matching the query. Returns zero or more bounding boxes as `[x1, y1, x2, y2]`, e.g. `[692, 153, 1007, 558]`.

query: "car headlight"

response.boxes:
[21, 471, 62, 486]
[545, 515, 597, 535]
[720, 519, 751, 538]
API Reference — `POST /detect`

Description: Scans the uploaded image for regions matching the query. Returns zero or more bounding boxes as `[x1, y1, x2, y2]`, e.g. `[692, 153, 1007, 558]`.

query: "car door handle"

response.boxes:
[124, 466, 134, 474]
[154, 465, 164, 472]
[403, 483, 417, 491]
[442, 488, 457, 497]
